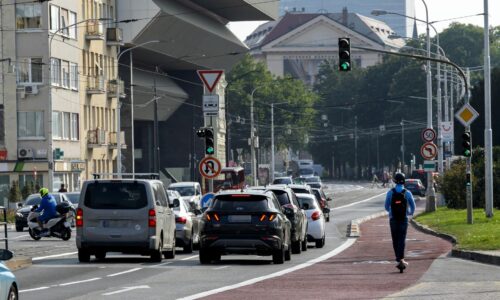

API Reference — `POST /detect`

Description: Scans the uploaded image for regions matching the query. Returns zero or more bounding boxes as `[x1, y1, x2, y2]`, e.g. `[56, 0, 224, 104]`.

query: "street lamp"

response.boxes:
[116, 40, 161, 178]
[250, 87, 259, 186]
[271, 102, 288, 182]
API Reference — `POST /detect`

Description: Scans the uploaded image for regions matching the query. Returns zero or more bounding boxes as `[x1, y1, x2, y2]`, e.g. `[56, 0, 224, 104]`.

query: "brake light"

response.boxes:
[176, 216, 187, 224]
[311, 211, 321, 221]
[259, 214, 266, 222]
[231, 194, 251, 198]
[205, 212, 220, 222]
[259, 213, 277, 222]
[213, 213, 220, 221]
[76, 208, 83, 227]
[148, 209, 156, 227]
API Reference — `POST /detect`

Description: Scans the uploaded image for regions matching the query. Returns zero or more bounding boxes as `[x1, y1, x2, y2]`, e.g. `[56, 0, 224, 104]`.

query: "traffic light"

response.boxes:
[462, 131, 472, 157]
[196, 127, 215, 155]
[338, 37, 351, 71]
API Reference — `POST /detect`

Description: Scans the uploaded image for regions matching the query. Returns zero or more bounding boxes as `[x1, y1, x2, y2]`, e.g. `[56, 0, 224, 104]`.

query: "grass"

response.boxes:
[415, 207, 500, 250]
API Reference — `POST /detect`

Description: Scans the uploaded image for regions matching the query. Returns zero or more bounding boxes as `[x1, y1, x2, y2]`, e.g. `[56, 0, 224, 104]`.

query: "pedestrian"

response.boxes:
[381, 171, 388, 187]
[371, 174, 379, 188]
[384, 173, 416, 271]
[58, 183, 67, 193]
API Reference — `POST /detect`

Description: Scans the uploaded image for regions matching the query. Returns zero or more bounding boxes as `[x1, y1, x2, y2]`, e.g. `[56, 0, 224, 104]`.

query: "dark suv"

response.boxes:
[199, 190, 292, 264]
[266, 185, 308, 254]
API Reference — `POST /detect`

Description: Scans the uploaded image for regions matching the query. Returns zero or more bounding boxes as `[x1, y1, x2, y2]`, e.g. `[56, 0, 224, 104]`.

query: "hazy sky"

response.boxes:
[228, 0, 500, 41]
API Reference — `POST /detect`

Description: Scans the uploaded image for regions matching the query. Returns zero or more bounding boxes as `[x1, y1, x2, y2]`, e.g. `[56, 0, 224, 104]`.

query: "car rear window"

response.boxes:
[297, 196, 319, 210]
[84, 182, 148, 209]
[268, 190, 290, 206]
[292, 188, 309, 194]
[405, 184, 417, 189]
[273, 178, 291, 184]
[211, 195, 268, 212]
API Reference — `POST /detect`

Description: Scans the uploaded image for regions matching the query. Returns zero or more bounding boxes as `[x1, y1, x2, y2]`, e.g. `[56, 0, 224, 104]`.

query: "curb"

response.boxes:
[409, 218, 457, 245]
[347, 211, 388, 237]
[5, 256, 32, 271]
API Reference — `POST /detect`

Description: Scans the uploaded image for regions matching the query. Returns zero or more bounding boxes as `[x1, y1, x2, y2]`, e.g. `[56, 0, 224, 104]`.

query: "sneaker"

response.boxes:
[401, 259, 409, 267]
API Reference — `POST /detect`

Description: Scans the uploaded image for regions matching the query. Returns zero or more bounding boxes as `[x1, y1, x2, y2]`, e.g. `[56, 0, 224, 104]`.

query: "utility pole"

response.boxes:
[484, 0, 494, 218]
[153, 70, 159, 174]
[401, 120, 405, 171]
[437, 51, 444, 175]
[250, 89, 257, 186]
[271, 103, 275, 182]
[354, 115, 358, 179]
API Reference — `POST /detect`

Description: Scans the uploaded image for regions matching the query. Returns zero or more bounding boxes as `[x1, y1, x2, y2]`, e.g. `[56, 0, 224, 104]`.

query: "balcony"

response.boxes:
[87, 129, 107, 148]
[107, 79, 126, 98]
[109, 131, 126, 149]
[87, 75, 105, 94]
[86, 20, 104, 40]
[106, 27, 124, 46]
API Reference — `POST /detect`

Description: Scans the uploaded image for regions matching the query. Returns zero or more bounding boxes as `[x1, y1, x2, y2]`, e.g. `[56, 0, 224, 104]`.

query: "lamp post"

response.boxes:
[116, 40, 160, 178]
[250, 87, 259, 186]
[484, 0, 494, 218]
[271, 102, 288, 182]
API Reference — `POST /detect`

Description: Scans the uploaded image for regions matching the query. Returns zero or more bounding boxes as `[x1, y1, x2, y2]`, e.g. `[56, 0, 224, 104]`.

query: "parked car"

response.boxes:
[0, 249, 17, 300]
[405, 179, 426, 197]
[311, 188, 331, 222]
[199, 190, 292, 264]
[296, 193, 326, 248]
[64, 192, 81, 207]
[272, 177, 293, 185]
[304, 176, 322, 189]
[172, 197, 202, 253]
[288, 184, 313, 195]
[266, 185, 308, 253]
[298, 168, 314, 178]
[76, 179, 176, 263]
[168, 182, 202, 210]
[15, 192, 75, 232]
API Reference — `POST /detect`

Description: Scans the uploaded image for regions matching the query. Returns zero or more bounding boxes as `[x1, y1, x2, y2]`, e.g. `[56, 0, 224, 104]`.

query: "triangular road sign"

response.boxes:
[197, 70, 224, 93]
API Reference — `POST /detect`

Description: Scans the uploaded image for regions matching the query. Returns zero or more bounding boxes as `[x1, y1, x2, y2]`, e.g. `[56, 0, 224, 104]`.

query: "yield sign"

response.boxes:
[197, 70, 224, 93]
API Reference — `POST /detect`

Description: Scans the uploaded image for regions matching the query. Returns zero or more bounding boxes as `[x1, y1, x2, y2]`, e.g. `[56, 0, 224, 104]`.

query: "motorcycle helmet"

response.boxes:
[393, 173, 406, 185]
[39, 187, 49, 197]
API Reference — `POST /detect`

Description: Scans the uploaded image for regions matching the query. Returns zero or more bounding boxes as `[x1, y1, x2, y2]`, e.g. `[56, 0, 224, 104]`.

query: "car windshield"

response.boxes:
[305, 177, 320, 183]
[66, 193, 80, 204]
[269, 190, 290, 206]
[299, 169, 314, 176]
[272, 178, 291, 184]
[25, 195, 42, 206]
[169, 186, 195, 197]
[212, 195, 268, 212]
[297, 196, 318, 210]
[84, 182, 148, 209]
[293, 178, 305, 184]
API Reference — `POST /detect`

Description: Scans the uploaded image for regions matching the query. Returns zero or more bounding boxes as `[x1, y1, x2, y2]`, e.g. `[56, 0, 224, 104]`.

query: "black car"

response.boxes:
[199, 190, 292, 264]
[15, 193, 75, 232]
[266, 185, 308, 254]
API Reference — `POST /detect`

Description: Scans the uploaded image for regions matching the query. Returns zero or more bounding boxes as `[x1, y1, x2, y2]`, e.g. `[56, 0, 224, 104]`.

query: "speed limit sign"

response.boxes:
[421, 128, 436, 142]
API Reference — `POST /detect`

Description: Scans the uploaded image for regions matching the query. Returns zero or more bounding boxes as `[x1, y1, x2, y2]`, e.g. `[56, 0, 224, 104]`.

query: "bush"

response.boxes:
[441, 159, 467, 208]
[8, 180, 22, 203]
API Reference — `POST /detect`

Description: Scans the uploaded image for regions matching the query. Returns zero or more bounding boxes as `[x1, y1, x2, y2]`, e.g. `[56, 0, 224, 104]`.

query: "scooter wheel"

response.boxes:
[61, 228, 71, 241]
[29, 228, 41, 241]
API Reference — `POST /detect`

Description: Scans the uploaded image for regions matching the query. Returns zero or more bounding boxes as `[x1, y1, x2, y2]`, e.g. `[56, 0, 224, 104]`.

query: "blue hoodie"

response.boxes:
[35, 194, 58, 222]
[384, 184, 416, 219]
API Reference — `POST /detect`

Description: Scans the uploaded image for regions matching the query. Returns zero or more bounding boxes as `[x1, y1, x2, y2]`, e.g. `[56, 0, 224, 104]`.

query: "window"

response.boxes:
[63, 112, 70, 139]
[53, 111, 79, 140]
[51, 58, 61, 86]
[50, 5, 77, 39]
[70, 63, 78, 90]
[50, 5, 59, 32]
[18, 111, 44, 138]
[17, 58, 42, 84]
[52, 111, 61, 138]
[71, 113, 79, 140]
[69, 12, 77, 39]
[62, 61, 70, 88]
[84, 182, 148, 210]
[60, 9, 69, 36]
[16, 3, 42, 29]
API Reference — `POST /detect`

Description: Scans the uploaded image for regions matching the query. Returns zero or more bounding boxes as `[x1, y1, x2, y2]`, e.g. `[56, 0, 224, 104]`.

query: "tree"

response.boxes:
[8, 180, 22, 203]
[21, 181, 34, 200]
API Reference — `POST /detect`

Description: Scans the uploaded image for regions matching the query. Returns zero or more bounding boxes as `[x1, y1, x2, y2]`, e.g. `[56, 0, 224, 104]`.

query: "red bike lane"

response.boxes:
[205, 216, 452, 300]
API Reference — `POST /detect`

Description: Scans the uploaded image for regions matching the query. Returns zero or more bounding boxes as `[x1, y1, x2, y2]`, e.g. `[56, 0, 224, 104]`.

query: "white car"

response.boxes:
[168, 182, 202, 210]
[296, 193, 326, 248]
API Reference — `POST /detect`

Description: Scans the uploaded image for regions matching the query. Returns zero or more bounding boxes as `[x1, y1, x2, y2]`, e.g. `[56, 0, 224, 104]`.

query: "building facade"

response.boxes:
[279, 0, 416, 37]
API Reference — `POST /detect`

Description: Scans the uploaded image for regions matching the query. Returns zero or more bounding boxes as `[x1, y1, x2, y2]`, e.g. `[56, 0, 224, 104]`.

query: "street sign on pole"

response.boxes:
[203, 95, 219, 113]
[440, 121, 454, 142]
[421, 128, 436, 142]
[199, 156, 222, 179]
[455, 103, 479, 127]
[421, 142, 438, 160]
[423, 160, 436, 171]
[197, 70, 224, 93]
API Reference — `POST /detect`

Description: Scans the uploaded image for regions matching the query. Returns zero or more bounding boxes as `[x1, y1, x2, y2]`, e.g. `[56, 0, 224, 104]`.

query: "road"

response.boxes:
[7, 183, 499, 299]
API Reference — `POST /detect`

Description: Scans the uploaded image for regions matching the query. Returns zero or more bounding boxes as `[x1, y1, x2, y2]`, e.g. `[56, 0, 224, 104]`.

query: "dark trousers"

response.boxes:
[390, 218, 408, 262]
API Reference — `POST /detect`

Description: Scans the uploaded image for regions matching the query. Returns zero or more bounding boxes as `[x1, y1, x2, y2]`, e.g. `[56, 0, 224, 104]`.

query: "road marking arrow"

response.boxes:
[102, 285, 150, 296]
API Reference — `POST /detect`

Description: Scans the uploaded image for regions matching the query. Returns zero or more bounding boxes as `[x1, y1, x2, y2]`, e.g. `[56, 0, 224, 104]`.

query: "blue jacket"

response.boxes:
[35, 194, 58, 220]
[384, 184, 416, 219]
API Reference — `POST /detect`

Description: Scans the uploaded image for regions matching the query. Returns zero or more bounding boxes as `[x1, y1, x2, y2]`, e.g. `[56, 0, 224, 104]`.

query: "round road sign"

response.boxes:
[420, 142, 438, 160]
[199, 156, 222, 179]
[421, 128, 436, 142]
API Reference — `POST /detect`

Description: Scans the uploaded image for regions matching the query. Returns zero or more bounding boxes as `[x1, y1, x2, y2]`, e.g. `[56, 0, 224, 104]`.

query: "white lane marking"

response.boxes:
[32, 251, 78, 261]
[13, 234, 30, 239]
[107, 268, 142, 277]
[59, 277, 101, 286]
[19, 287, 50, 293]
[150, 261, 173, 267]
[213, 266, 229, 270]
[181, 255, 199, 261]
[332, 192, 386, 211]
[179, 238, 356, 300]
[102, 285, 150, 296]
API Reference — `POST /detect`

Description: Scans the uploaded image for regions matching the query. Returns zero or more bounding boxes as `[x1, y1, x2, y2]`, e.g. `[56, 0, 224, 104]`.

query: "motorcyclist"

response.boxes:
[36, 188, 58, 234]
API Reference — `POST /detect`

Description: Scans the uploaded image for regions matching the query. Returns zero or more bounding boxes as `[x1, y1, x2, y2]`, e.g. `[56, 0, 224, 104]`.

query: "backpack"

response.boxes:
[390, 188, 407, 221]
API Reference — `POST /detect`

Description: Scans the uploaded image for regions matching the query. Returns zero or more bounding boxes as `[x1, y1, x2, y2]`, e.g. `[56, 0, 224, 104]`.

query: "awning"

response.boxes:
[188, 0, 278, 21]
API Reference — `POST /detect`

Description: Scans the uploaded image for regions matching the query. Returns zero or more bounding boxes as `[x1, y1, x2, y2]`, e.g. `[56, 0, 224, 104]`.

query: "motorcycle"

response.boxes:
[27, 203, 73, 241]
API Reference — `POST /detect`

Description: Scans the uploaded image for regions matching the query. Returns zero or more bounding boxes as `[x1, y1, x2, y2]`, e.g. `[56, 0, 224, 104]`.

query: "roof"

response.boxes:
[216, 190, 271, 197]
[169, 182, 200, 187]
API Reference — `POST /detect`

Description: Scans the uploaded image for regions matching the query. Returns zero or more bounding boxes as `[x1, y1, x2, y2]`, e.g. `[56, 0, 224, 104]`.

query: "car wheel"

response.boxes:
[95, 251, 106, 261]
[61, 228, 71, 241]
[15, 225, 23, 232]
[183, 233, 194, 254]
[164, 237, 175, 259]
[78, 249, 91, 263]
[28, 228, 41, 241]
[151, 236, 163, 262]
[291, 240, 302, 254]
[199, 248, 212, 264]
[301, 238, 308, 251]
[7, 284, 18, 300]
[315, 236, 325, 248]
[272, 246, 285, 264]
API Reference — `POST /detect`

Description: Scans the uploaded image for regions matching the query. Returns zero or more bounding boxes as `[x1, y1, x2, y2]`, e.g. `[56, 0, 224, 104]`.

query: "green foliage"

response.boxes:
[415, 207, 500, 250]
[21, 181, 35, 200]
[8, 180, 22, 203]
[440, 159, 468, 208]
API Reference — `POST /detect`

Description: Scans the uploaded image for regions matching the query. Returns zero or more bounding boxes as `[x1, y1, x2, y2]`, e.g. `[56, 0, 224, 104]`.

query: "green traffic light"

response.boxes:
[206, 147, 215, 155]
[464, 149, 471, 157]
[340, 62, 350, 70]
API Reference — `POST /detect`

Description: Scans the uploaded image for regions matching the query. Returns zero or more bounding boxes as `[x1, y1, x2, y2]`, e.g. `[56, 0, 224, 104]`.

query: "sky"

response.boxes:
[227, 0, 500, 42]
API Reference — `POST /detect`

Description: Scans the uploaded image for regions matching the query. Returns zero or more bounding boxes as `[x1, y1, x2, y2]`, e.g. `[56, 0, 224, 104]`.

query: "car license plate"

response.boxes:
[228, 215, 251, 223]
[102, 220, 128, 228]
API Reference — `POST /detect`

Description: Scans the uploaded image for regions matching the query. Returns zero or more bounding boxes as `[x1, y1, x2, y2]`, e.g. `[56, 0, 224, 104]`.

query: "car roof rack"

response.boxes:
[92, 173, 160, 180]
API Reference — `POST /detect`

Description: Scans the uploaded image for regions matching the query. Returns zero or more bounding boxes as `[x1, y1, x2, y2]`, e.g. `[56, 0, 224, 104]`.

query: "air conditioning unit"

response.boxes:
[18, 148, 34, 159]
[25, 85, 38, 95]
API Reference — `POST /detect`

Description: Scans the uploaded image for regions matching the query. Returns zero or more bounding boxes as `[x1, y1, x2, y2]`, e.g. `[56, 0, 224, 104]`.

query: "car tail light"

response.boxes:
[205, 212, 220, 222]
[148, 209, 156, 227]
[176, 216, 187, 224]
[76, 208, 83, 227]
[311, 211, 321, 221]
[259, 213, 277, 222]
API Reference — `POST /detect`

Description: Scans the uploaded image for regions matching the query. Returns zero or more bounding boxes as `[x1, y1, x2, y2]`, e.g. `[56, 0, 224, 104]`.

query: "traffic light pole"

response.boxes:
[466, 126, 473, 224]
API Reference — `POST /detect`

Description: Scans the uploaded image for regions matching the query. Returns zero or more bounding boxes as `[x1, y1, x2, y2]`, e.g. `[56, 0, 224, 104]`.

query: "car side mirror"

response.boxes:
[17, 202, 23, 208]
[0, 249, 13, 261]
[172, 199, 180, 208]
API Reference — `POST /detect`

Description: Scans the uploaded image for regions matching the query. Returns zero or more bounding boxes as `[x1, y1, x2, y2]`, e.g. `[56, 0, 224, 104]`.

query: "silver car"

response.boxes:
[76, 179, 176, 263]
[172, 198, 202, 253]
